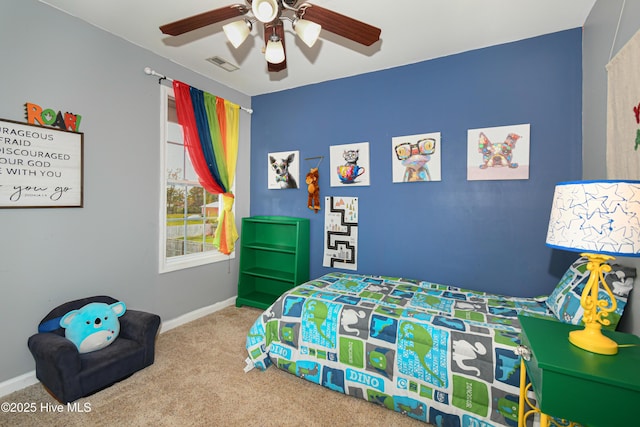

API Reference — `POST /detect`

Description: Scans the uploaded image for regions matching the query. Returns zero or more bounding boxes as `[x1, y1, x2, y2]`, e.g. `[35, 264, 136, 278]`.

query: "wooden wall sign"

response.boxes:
[0, 118, 83, 208]
[25, 102, 82, 132]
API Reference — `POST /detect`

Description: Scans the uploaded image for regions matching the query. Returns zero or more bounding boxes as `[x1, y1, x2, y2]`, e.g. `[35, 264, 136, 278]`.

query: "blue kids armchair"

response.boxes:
[27, 295, 161, 403]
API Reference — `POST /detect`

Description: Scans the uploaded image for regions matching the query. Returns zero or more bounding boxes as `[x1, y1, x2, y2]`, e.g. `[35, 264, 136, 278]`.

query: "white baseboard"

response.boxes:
[0, 371, 38, 398]
[158, 296, 236, 333]
[0, 296, 238, 399]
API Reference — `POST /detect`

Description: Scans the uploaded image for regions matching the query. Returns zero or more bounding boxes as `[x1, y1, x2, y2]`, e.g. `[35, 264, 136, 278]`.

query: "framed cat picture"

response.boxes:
[329, 142, 370, 187]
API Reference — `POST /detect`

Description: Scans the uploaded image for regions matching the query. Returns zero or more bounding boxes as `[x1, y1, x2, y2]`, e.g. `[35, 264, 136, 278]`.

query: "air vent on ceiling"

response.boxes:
[206, 56, 239, 72]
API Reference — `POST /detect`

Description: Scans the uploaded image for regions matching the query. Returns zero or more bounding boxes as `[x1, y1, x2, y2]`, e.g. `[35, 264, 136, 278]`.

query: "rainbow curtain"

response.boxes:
[173, 80, 240, 255]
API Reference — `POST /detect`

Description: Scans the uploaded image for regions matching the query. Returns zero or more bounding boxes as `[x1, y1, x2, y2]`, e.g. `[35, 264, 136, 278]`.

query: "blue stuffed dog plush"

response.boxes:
[60, 301, 126, 353]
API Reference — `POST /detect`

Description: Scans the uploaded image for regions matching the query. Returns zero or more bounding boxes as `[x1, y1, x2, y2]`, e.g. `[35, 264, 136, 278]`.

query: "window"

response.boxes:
[159, 86, 229, 273]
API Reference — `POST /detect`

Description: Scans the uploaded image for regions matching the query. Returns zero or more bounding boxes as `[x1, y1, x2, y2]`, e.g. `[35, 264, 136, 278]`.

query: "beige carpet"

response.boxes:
[2, 306, 429, 427]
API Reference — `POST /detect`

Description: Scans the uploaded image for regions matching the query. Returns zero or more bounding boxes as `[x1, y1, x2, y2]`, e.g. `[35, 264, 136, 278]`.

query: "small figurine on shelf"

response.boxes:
[306, 167, 320, 213]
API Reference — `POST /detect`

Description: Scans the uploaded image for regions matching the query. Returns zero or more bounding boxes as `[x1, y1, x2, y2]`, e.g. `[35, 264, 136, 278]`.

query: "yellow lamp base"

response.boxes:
[569, 322, 618, 355]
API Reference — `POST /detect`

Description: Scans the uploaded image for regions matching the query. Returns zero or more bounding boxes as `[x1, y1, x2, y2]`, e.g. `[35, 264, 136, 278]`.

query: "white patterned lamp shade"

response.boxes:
[546, 180, 640, 257]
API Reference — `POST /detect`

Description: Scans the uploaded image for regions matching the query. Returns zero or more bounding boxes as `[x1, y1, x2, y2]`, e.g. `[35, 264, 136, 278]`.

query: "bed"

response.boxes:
[244, 257, 635, 426]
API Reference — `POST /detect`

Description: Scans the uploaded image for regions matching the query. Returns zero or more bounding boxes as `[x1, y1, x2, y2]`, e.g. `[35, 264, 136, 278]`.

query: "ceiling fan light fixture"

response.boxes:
[223, 19, 252, 48]
[293, 18, 321, 48]
[159, 2, 382, 73]
[264, 35, 285, 64]
[252, 0, 279, 23]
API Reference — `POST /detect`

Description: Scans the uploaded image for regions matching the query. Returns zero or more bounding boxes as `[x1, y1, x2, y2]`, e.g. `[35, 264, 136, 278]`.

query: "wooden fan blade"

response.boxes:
[266, 22, 287, 72]
[298, 4, 381, 46]
[160, 5, 248, 36]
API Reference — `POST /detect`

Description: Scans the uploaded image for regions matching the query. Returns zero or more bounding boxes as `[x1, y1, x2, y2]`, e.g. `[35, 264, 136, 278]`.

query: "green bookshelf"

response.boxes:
[236, 216, 310, 309]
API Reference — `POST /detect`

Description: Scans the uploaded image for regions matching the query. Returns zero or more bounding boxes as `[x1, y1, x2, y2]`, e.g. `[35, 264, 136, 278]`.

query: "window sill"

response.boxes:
[159, 251, 235, 274]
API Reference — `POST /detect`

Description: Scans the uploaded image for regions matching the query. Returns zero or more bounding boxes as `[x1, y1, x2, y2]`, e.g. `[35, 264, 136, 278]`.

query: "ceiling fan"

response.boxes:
[159, 0, 381, 72]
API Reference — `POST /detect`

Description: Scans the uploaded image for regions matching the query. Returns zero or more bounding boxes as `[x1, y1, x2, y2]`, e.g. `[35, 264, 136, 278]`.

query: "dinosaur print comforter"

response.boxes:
[246, 272, 554, 426]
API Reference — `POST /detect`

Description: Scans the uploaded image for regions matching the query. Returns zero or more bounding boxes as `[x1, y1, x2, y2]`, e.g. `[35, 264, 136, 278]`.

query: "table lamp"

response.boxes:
[546, 180, 640, 355]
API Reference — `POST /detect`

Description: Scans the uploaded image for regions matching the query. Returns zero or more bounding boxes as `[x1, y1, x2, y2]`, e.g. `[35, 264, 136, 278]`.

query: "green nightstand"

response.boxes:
[517, 315, 640, 427]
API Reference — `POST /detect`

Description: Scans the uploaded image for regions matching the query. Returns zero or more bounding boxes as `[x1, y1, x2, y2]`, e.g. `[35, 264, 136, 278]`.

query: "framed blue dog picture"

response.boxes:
[467, 124, 530, 181]
[392, 132, 442, 183]
[268, 150, 300, 189]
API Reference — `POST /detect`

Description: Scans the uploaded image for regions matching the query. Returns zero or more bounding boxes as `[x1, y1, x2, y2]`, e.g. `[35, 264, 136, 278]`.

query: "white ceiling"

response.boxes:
[39, 0, 596, 96]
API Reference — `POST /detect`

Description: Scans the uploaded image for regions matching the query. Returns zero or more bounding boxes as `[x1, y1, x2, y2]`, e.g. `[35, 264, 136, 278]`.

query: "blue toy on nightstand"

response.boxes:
[60, 301, 126, 353]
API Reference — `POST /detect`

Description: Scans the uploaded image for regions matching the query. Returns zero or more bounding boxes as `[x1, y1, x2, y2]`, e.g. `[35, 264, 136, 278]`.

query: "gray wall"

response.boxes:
[0, 1, 251, 382]
[583, 0, 640, 334]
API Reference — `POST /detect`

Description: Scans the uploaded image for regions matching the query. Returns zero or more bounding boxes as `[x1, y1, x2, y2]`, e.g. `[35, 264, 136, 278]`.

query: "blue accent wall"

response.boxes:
[250, 29, 582, 297]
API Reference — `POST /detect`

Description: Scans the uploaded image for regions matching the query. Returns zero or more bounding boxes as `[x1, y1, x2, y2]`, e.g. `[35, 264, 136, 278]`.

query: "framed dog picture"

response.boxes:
[268, 150, 300, 189]
[392, 132, 441, 183]
[467, 124, 530, 181]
